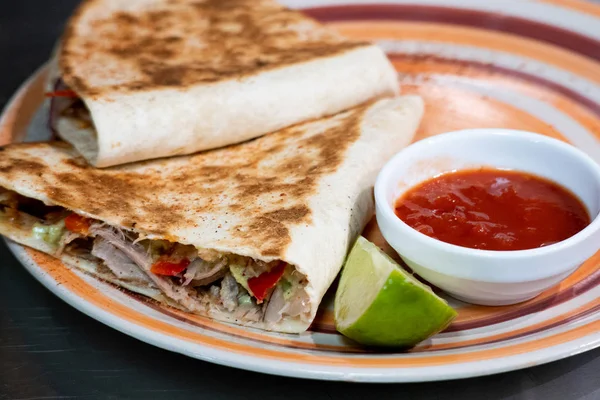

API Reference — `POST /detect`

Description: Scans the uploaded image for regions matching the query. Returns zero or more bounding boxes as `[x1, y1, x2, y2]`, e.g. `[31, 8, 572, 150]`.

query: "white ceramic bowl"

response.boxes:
[375, 129, 600, 306]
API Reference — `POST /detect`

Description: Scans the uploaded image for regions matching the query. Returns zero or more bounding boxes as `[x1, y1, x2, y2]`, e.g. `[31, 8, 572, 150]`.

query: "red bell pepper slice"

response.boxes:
[248, 262, 286, 302]
[44, 90, 78, 98]
[64, 213, 92, 235]
[151, 258, 190, 276]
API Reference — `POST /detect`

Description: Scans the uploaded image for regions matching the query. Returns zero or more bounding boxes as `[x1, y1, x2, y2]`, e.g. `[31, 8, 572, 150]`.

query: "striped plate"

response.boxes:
[1, 0, 600, 383]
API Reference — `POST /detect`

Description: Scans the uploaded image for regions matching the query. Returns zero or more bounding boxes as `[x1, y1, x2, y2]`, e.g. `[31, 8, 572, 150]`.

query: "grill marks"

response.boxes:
[59, 0, 366, 95]
[0, 159, 45, 176]
[0, 103, 366, 257]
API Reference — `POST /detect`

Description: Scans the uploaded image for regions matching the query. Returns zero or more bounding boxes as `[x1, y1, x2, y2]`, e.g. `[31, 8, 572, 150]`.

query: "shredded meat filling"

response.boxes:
[91, 237, 152, 284]
[183, 258, 228, 286]
[0, 191, 311, 325]
[90, 224, 208, 313]
[220, 273, 239, 312]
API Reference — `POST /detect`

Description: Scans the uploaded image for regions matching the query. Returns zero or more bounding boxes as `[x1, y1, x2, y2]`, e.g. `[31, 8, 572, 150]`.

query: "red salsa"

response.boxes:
[394, 169, 590, 251]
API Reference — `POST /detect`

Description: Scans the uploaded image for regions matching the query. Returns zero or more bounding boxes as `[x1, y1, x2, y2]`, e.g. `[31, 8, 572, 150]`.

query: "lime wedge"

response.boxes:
[335, 236, 457, 347]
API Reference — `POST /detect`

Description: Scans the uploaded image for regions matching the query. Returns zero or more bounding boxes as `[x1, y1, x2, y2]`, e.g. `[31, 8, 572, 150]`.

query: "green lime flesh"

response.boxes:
[334, 236, 457, 348]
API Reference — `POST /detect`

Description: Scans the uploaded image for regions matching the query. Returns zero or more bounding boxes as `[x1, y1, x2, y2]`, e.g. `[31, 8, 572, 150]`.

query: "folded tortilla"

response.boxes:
[0, 96, 423, 332]
[47, 0, 399, 167]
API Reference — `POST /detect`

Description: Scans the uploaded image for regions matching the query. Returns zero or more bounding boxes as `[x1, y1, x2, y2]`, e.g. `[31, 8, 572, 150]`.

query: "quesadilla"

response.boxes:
[0, 96, 423, 332]
[46, 0, 399, 167]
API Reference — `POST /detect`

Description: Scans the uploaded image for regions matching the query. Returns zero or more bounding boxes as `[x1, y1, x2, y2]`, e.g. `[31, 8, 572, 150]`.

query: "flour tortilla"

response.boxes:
[0, 96, 423, 332]
[49, 0, 399, 167]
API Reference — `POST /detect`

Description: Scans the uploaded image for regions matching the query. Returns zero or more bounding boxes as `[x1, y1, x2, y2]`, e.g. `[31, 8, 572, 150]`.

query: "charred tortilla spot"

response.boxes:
[149, 47, 177, 59]
[264, 205, 310, 222]
[59, 0, 367, 95]
[114, 11, 137, 24]
[63, 157, 90, 169]
[228, 203, 243, 212]
[0, 158, 45, 176]
[261, 247, 282, 257]
[143, 65, 188, 86]
[52, 171, 141, 217]
[45, 186, 63, 197]
[234, 215, 290, 255]
[164, 36, 182, 43]
[147, 10, 171, 25]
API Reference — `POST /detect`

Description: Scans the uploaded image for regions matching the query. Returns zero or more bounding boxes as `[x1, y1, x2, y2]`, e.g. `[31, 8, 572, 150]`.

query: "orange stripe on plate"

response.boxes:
[29, 249, 600, 367]
[329, 21, 600, 85]
[455, 252, 600, 323]
[417, 298, 600, 352]
[156, 303, 364, 352]
[538, 0, 600, 18]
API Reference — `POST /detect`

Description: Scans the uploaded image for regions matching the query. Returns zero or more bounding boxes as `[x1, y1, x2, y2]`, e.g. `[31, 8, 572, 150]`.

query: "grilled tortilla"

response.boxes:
[47, 0, 399, 167]
[0, 96, 423, 333]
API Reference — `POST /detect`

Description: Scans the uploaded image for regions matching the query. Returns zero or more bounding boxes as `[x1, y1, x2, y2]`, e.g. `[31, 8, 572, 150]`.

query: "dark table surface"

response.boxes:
[1, 1, 600, 399]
